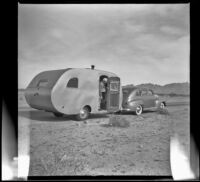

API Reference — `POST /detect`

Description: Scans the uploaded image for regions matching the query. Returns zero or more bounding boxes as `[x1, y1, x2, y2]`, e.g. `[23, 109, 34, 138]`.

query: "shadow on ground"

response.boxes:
[18, 110, 109, 122]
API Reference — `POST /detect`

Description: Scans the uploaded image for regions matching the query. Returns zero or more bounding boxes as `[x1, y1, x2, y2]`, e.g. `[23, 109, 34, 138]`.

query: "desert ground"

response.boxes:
[18, 91, 190, 176]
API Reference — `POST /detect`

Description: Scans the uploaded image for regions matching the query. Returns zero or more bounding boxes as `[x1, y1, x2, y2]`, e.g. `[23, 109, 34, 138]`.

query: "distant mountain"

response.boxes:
[123, 82, 190, 95]
[19, 82, 189, 95]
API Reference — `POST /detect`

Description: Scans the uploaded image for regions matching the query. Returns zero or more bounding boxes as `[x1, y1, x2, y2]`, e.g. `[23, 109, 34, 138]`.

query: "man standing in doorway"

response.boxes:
[100, 78, 108, 108]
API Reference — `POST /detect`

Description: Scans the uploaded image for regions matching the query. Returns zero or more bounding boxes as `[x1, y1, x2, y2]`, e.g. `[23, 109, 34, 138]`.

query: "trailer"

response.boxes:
[25, 66, 122, 120]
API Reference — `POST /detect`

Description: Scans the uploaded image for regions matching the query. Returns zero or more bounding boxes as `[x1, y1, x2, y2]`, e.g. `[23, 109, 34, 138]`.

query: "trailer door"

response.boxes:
[107, 77, 120, 112]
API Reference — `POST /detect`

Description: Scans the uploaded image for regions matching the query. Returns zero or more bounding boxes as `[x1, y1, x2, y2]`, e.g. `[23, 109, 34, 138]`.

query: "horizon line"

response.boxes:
[18, 81, 190, 89]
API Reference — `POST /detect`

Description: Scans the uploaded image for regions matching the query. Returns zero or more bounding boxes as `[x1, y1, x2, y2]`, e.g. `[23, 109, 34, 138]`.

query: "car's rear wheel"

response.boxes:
[76, 107, 90, 121]
[53, 112, 64, 117]
[135, 105, 143, 115]
[160, 102, 165, 109]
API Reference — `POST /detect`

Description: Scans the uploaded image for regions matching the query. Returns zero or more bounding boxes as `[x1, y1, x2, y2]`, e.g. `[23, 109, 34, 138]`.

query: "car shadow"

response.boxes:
[18, 110, 109, 122]
[142, 110, 156, 114]
[114, 110, 156, 116]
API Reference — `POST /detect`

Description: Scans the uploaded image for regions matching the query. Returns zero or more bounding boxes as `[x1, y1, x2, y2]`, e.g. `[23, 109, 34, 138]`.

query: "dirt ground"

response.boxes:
[18, 92, 190, 176]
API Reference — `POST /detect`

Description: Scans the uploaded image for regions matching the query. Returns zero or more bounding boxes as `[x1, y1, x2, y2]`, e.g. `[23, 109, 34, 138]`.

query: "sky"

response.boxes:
[18, 4, 190, 88]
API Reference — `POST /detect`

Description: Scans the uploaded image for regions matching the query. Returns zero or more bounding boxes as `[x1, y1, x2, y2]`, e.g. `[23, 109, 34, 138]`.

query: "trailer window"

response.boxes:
[37, 79, 48, 87]
[110, 81, 119, 91]
[67, 77, 78, 88]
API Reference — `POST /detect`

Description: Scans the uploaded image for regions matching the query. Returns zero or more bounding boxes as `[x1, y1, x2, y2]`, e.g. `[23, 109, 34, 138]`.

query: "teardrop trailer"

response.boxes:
[25, 67, 122, 120]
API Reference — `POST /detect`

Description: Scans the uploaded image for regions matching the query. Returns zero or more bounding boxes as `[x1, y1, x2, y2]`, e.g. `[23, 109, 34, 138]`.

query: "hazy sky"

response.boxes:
[18, 4, 190, 88]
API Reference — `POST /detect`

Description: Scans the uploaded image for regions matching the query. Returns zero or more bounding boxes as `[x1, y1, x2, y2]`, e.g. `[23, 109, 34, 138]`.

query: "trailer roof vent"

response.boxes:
[91, 65, 95, 70]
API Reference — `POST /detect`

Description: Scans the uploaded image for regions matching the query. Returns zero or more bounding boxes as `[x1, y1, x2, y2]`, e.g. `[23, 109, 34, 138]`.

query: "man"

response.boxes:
[100, 78, 108, 103]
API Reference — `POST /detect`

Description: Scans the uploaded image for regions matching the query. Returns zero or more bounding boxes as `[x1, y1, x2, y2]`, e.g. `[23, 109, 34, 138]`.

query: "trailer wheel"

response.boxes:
[53, 113, 64, 117]
[76, 107, 90, 121]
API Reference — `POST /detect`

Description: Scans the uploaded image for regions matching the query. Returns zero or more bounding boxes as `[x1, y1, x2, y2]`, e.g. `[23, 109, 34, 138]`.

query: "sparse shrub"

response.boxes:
[33, 147, 87, 176]
[107, 115, 130, 128]
[157, 108, 169, 115]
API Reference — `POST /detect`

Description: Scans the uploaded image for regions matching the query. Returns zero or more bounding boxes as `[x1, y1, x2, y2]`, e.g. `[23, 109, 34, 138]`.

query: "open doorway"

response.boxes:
[99, 75, 108, 110]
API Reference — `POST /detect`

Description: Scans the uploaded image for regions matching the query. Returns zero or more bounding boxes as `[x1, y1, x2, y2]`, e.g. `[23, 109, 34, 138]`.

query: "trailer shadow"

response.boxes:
[18, 110, 109, 122]
[18, 110, 72, 122]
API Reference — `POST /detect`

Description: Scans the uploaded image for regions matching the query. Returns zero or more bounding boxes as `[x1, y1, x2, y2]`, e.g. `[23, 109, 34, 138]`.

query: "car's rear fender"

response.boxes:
[127, 100, 144, 110]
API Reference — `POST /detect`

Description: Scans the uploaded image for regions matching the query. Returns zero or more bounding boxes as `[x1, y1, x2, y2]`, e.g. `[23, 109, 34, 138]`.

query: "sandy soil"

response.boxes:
[18, 92, 190, 176]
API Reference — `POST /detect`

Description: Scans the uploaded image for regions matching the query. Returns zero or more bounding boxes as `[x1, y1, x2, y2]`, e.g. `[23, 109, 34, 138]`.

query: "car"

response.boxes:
[120, 86, 166, 115]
